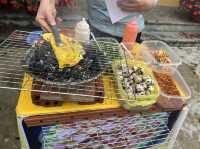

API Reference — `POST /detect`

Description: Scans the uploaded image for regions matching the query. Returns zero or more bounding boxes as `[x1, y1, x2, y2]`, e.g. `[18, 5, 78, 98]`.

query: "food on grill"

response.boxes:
[113, 60, 159, 110]
[153, 49, 171, 64]
[153, 72, 180, 96]
[42, 33, 85, 69]
[25, 39, 104, 85]
[118, 64, 155, 96]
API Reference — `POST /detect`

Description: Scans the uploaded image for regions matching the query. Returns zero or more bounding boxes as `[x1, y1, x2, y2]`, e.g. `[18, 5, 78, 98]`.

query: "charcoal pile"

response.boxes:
[24, 41, 105, 85]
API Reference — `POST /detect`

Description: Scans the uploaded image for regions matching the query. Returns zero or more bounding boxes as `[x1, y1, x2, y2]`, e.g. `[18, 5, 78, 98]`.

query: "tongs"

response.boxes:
[50, 25, 63, 47]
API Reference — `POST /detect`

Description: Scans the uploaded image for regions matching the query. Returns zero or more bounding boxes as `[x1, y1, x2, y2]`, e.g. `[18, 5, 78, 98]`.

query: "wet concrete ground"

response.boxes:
[0, 90, 20, 148]
[173, 48, 200, 149]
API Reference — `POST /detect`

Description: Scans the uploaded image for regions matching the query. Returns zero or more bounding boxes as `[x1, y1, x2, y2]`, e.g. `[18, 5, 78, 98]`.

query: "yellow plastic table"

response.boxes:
[16, 74, 121, 117]
[16, 43, 142, 117]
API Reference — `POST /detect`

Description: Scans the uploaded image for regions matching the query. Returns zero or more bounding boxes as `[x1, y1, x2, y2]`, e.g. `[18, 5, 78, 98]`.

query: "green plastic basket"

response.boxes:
[112, 59, 160, 110]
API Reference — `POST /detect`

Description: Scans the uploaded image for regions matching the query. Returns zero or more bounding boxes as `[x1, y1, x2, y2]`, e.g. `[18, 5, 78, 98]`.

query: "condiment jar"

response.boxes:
[75, 18, 90, 41]
[122, 20, 138, 45]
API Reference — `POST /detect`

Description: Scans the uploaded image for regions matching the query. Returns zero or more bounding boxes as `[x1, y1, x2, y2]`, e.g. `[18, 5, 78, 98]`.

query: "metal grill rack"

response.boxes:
[0, 30, 30, 90]
[41, 112, 171, 149]
[0, 30, 139, 102]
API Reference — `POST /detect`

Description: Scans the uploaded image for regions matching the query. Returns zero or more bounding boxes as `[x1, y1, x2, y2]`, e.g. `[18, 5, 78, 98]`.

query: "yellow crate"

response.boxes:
[16, 74, 120, 117]
[112, 59, 160, 110]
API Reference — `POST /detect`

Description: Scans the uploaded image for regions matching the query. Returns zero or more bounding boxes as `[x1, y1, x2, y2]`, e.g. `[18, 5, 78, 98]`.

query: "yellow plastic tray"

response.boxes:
[112, 59, 160, 109]
[16, 74, 120, 117]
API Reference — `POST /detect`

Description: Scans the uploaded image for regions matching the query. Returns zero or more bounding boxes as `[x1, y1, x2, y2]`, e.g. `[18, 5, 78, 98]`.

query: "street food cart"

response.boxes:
[0, 30, 191, 149]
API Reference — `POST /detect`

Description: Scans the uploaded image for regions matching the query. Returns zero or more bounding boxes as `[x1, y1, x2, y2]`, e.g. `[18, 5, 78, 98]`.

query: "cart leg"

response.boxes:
[17, 117, 30, 149]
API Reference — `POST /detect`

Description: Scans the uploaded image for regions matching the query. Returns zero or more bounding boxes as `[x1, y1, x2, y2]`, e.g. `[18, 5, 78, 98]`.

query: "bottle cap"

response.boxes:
[128, 20, 138, 26]
[76, 18, 90, 31]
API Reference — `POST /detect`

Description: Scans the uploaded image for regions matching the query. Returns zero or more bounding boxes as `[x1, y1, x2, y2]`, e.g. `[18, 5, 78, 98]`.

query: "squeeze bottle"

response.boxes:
[75, 18, 90, 41]
[122, 20, 138, 44]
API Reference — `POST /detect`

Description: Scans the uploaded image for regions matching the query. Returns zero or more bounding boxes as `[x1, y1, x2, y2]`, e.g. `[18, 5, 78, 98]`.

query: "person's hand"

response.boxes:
[36, 0, 56, 32]
[117, 0, 156, 12]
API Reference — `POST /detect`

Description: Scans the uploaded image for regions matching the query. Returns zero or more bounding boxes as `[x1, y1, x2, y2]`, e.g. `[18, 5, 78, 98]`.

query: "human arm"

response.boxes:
[117, 0, 159, 12]
[35, 0, 56, 32]
[35, 0, 75, 32]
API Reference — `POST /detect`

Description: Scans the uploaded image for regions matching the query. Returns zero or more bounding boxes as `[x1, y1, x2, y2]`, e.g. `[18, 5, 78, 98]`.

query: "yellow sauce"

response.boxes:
[42, 33, 85, 69]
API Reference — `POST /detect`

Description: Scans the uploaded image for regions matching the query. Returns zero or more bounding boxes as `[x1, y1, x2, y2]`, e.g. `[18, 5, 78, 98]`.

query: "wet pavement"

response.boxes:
[0, 90, 20, 149]
[173, 48, 200, 149]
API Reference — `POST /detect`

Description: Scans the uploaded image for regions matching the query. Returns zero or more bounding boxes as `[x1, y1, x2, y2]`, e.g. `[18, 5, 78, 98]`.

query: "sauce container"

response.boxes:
[141, 40, 182, 68]
[152, 67, 191, 102]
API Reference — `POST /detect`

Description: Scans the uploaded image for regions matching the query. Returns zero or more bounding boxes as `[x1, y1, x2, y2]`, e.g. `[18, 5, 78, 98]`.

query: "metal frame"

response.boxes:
[16, 106, 189, 149]
[41, 112, 171, 149]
